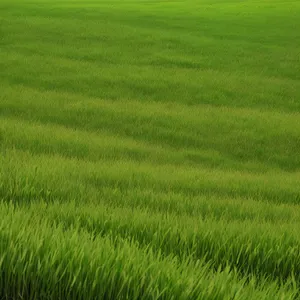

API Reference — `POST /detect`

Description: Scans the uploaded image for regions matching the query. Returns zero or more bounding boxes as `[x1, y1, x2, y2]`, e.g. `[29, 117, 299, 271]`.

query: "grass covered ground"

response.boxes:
[1, 0, 300, 298]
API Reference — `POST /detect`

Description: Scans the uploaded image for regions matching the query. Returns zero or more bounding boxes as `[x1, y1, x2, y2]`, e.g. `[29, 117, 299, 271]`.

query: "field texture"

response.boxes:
[1, 0, 300, 299]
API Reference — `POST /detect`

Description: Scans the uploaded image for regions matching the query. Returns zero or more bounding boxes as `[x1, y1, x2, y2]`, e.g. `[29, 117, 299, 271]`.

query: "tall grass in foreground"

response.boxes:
[0, 203, 298, 300]
[9, 201, 300, 286]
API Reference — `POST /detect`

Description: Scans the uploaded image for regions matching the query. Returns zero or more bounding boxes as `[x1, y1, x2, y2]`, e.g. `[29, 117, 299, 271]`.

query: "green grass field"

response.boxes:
[1, 0, 300, 298]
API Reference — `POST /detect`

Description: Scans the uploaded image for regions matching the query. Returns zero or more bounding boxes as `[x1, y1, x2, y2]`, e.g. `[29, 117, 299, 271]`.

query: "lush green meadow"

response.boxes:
[1, 0, 300, 298]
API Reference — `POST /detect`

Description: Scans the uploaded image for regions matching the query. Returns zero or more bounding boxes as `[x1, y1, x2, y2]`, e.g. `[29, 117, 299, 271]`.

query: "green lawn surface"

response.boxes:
[0, 0, 300, 298]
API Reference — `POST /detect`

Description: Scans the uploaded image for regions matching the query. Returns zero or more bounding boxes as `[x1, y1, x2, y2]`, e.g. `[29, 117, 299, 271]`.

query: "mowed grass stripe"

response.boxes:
[1, 149, 300, 205]
[2, 150, 300, 225]
[2, 0, 300, 81]
[1, 85, 300, 171]
[1, 50, 300, 112]
[1, 114, 300, 173]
